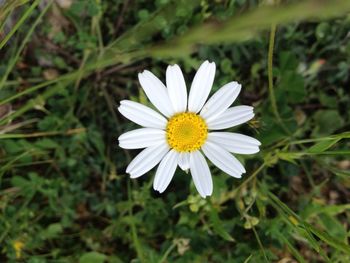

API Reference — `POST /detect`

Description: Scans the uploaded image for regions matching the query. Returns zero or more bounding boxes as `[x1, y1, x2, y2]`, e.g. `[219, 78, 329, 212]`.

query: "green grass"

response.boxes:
[0, 0, 350, 262]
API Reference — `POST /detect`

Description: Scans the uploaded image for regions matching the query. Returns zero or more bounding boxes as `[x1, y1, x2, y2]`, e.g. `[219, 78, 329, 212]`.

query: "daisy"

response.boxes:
[118, 61, 261, 198]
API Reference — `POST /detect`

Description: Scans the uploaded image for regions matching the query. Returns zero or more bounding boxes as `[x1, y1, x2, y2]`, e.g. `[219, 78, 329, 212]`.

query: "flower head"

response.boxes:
[13, 240, 24, 259]
[118, 61, 261, 197]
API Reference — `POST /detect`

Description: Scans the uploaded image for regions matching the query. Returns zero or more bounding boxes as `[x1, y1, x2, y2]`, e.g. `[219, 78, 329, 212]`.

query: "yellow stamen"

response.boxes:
[166, 112, 208, 152]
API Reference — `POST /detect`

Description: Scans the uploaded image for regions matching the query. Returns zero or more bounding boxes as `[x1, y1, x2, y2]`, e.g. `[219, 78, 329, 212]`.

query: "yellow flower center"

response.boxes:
[166, 112, 208, 152]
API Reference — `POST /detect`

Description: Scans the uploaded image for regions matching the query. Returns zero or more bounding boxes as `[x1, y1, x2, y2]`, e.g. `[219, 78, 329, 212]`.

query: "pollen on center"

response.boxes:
[166, 112, 208, 152]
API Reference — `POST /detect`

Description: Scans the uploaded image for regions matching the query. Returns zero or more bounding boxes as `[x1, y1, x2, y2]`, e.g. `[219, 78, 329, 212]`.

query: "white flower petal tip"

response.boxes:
[118, 128, 166, 149]
[153, 150, 178, 193]
[118, 100, 167, 129]
[190, 151, 213, 198]
[208, 132, 261, 155]
[200, 81, 241, 121]
[202, 141, 245, 178]
[188, 61, 216, 113]
[138, 70, 174, 117]
[206, 105, 255, 130]
[166, 64, 187, 113]
[126, 143, 169, 178]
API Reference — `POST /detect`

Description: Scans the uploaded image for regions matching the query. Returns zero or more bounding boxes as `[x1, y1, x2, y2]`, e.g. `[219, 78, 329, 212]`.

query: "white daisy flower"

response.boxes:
[118, 61, 261, 198]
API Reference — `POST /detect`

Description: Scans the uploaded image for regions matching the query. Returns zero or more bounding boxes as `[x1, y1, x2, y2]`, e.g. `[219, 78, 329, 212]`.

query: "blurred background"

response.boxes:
[1, 0, 350, 262]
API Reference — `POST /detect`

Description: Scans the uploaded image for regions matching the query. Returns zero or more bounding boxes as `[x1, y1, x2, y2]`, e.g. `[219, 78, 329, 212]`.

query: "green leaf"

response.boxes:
[43, 223, 63, 240]
[303, 204, 350, 218]
[279, 51, 298, 72]
[79, 252, 107, 263]
[307, 138, 341, 153]
[11, 176, 31, 189]
[277, 152, 300, 164]
[312, 110, 344, 136]
[319, 213, 347, 241]
[35, 138, 60, 149]
[316, 22, 330, 40]
[279, 71, 306, 103]
[209, 208, 235, 242]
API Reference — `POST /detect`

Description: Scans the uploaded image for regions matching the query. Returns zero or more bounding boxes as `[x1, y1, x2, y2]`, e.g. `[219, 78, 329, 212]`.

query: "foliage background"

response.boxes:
[1, 0, 350, 262]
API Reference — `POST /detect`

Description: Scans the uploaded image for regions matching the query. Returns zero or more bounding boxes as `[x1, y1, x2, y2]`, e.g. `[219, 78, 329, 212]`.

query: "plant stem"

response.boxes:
[160, 242, 177, 263]
[127, 180, 145, 263]
[267, 24, 290, 135]
[268, 24, 278, 117]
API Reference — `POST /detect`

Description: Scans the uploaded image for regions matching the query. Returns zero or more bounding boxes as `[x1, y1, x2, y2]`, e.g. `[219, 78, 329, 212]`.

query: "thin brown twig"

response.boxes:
[114, 0, 131, 36]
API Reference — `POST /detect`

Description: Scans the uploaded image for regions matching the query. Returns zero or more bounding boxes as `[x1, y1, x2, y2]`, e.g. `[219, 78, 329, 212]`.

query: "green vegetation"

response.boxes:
[1, 0, 350, 262]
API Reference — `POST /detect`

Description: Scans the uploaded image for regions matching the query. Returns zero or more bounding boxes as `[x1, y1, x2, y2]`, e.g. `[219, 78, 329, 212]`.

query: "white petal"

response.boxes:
[208, 132, 261, 154]
[126, 143, 169, 178]
[206, 106, 254, 130]
[190, 151, 213, 198]
[138, 70, 174, 117]
[118, 128, 166, 149]
[118, 100, 167, 129]
[188, 61, 216, 113]
[153, 150, 179, 193]
[202, 141, 245, 178]
[200, 81, 241, 121]
[178, 152, 190, 171]
[166, 64, 187, 113]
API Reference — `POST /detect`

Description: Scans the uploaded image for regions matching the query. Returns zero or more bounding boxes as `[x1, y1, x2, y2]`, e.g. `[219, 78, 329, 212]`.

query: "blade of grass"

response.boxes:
[0, 128, 86, 139]
[277, 233, 307, 263]
[267, 191, 350, 256]
[0, 0, 53, 90]
[0, 0, 30, 29]
[243, 255, 253, 263]
[278, 150, 350, 161]
[148, 0, 350, 58]
[289, 132, 350, 145]
[266, 190, 330, 261]
[0, 0, 40, 49]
